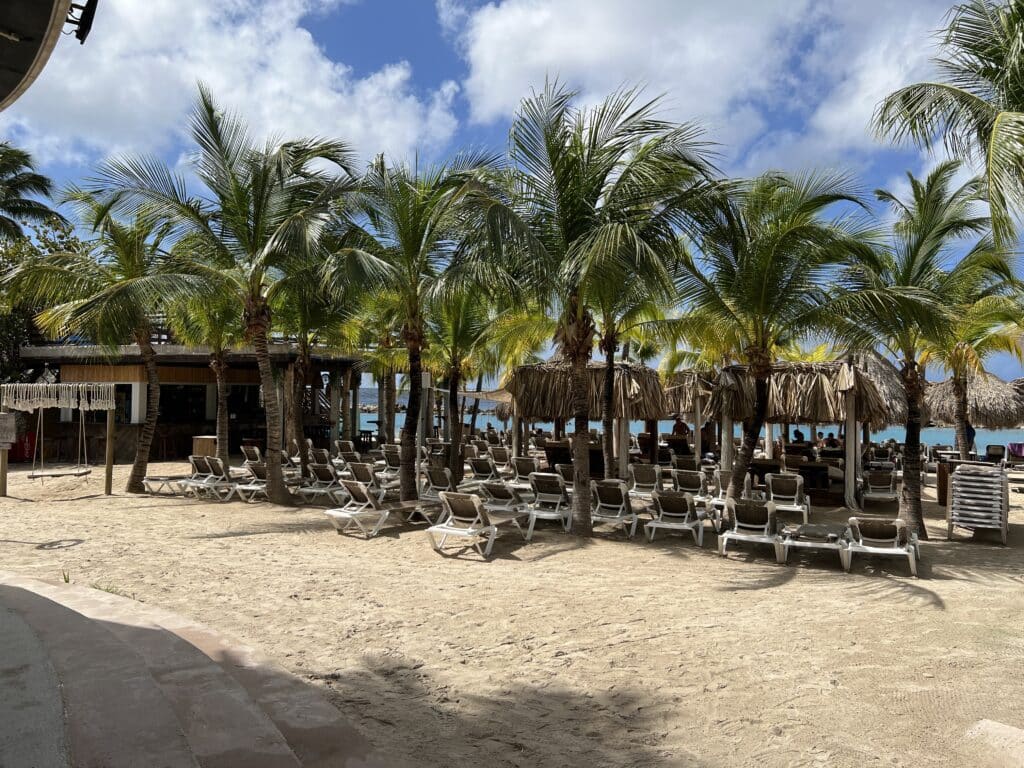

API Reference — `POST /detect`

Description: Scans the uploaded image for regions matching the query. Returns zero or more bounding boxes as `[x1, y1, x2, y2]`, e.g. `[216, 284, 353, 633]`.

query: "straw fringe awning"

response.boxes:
[0, 382, 117, 412]
[924, 375, 1024, 429]
[504, 360, 668, 420]
[706, 356, 902, 429]
[662, 369, 714, 417]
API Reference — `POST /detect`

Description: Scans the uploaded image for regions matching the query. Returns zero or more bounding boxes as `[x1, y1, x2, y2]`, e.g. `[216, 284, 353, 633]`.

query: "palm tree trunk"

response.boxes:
[292, 354, 310, 479]
[210, 352, 230, 470]
[728, 362, 770, 500]
[384, 368, 396, 443]
[376, 373, 385, 445]
[249, 309, 291, 505]
[448, 364, 463, 484]
[400, 334, 423, 500]
[126, 331, 159, 493]
[601, 336, 617, 478]
[468, 373, 484, 434]
[953, 374, 970, 460]
[569, 349, 593, 535]
[900, 360, 928, 540]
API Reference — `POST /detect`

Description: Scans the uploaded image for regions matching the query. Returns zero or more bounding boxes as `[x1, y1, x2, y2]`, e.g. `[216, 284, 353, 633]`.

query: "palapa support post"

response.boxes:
[104, 408, 114, 496]
[0, 446, 7, 498]
[617, 405, 630, 479]
[765, 422, 774, 459]
[329, 369, 341, 446]
[721, 413, 733, 470]
[844, 388, 858, 509]
[693, 395, 703, 461]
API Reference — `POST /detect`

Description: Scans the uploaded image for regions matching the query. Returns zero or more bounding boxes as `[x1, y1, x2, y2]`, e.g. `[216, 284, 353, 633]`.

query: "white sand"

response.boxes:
[2, 462, 1023, 767]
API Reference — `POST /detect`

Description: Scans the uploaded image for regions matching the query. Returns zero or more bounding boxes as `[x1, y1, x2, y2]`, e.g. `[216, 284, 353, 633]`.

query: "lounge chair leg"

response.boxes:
[484, 530, 496, 558]
[718, 535, 727, 556]
[908, 549, 917, 577]
[773, 541, 785, 564]
[426, 531, 440, 552]
[647, 526, 656, 542]
[526, 516, 537, 542]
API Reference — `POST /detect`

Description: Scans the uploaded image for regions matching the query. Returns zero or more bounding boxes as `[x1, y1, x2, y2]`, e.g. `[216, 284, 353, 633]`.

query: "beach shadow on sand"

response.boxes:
[307, 653, 709, 768]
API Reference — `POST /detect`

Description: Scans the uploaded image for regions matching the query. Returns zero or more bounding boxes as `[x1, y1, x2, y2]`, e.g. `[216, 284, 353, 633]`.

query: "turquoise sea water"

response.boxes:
[359, 391, 1024, 449]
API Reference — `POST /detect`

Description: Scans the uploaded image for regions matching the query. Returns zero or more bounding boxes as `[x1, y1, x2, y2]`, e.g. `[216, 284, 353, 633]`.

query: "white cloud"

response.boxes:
[1, 0, 459, 167]
[446, 0, 953, 173]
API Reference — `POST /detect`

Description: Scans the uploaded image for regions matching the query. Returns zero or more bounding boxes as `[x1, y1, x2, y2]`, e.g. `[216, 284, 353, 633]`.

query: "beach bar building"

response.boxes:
[17, 343, 361, 462]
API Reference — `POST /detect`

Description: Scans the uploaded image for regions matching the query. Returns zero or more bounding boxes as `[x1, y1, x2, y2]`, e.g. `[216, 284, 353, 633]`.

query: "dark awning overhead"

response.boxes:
[0, 1, 73, 112]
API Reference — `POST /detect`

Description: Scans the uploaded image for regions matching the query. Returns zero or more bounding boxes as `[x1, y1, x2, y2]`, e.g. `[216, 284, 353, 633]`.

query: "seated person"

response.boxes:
[792, 428, 806, 444]
[815, 431, 826, 448]
[824, 432, 841, 449]
[671, 417, 691, 437]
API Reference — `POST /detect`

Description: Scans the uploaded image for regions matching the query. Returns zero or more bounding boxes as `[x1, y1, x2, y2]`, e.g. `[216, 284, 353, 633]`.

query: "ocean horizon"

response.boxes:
[354, 388, 1024, 448]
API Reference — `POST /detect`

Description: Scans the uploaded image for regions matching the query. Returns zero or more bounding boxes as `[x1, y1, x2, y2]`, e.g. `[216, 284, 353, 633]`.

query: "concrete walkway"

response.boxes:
[0, 572, 395, 768]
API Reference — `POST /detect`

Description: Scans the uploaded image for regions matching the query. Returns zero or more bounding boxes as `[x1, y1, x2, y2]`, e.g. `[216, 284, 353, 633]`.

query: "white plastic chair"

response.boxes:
[718, 498, 784, 562]
[590, 480, 638, 538]
[426, 491, 528, 558]
[846, 516, 918, 576]
[765, 472, 810, 524]
[646, 489, 703, 546]
[526, 472, 572, 539]
[324, 479, 416, 538]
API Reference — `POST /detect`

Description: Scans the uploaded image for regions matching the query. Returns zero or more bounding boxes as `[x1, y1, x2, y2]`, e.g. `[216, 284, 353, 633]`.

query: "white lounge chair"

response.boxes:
[324, 479, 418, 538]
[765, 473, 810, 524]
[526, 472, 572, 539]
[670, 468, 714, 520]
[861, 470, 898, 505]
[235, 462, 269, 503]
[646, 489, 703, 546]
[426, 491, 528, 558]
[204, 457, 241, 502]
[590, 480, 639, 538]
[297, 463, 346, 505]
[846, 516, 918, 576]
[628, 463, 662, 499]
[718, 498, 784, 562]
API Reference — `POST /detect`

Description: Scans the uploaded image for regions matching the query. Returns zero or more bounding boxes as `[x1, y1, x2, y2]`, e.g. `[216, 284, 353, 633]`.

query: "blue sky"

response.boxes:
[2, 0, 1019, 378]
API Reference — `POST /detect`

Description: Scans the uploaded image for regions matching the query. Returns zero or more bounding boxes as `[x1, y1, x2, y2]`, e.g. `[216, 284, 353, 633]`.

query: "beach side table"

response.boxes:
[781, 523, 850, 571]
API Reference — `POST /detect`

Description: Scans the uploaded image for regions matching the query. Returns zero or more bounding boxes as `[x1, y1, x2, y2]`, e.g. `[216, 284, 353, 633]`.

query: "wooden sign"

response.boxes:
[0, 413, 16, 446]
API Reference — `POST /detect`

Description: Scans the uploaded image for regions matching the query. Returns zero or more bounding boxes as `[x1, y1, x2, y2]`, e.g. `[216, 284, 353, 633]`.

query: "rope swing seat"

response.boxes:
[1, 383, 116, 479]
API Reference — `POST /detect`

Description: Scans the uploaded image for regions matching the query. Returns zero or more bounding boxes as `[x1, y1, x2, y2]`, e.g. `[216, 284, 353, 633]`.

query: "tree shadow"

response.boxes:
[189, 519, 336, 539]
[0, 538, 85, 550]
[306, 653, 710, 768]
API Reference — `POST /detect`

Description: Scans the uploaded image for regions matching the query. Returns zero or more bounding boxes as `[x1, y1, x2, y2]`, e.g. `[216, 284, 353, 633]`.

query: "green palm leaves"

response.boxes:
[874, 0, 1024, 242]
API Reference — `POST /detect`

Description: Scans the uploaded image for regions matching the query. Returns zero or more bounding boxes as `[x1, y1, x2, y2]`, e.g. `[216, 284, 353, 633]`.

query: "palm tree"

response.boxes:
[874, 0, 1024, 242]
[2, 191, 204, 492]
[167, 287, 243, 470]
[834, 161, 1013, 537]
[486, 82, 715, 534]
[922, 295, 1022, 459]
[334, 152, 500, 500]
[89, 85, 356, 504]
[423, 289, 492, 482]
[593, 285, 664, 478]
[674, 171, 869, 500]
[0, 142, 59, 239]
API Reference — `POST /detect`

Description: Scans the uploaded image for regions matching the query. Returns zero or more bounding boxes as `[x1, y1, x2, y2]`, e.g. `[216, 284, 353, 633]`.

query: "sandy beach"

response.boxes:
[2, 462, 1023, 767]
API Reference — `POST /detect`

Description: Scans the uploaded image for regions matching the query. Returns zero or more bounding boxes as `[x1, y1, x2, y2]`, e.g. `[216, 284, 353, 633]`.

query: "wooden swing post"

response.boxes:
[104, 408, 114, 495]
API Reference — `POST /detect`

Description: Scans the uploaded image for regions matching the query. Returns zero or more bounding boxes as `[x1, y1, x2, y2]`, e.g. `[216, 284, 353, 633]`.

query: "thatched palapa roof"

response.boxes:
[925, 375, 1024, 429]
[707, 355, 903, 429]
[504, 360, 668, 420]
[662, 369, 714, 418]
